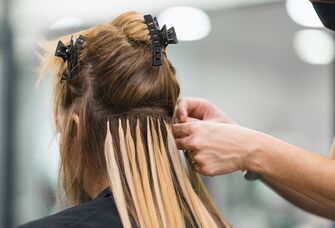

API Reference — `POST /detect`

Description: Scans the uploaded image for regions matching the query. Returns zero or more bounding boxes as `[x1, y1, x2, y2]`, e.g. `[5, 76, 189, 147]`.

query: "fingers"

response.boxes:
[183, 150, 200, 171]
[172, 122, 193, 138]
[183, 150, 210, 175]
[173, 122, 199, 150]
[175, 137, 192, 150]
[182, 97, 211, 120]
[186, 117, 200, 122]
[173, 97, 188, 123]
[174, 97, 211, 123]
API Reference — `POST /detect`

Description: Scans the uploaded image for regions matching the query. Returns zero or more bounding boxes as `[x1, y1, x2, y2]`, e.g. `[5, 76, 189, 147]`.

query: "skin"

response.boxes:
[172, 97, 335, 220]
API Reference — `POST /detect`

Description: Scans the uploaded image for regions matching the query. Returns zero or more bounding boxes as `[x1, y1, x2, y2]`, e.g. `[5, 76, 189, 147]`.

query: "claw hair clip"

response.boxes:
[54, 35, 85, 83]
[144, 15, 178, 66]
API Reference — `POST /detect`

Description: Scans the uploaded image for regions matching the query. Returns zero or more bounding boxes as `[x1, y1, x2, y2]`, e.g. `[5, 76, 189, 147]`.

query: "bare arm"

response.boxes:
[173, 97, 335, 214]
[259, 138, 335, 220]
[246, 133, 335, 209]
[262, 177, 335, 220]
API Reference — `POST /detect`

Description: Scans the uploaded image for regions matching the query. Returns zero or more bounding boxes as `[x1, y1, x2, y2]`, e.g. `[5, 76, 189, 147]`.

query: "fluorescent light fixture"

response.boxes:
[286, 0, 323, 28]
[158, 6, 211, 41]
[293, 29, 335, 65]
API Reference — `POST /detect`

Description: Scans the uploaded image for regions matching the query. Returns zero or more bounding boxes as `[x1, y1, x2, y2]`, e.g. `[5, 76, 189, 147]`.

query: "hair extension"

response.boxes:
[135, 119, 162, 228]
[104, 121, 132, 228]
[125, 119, 152, 227]
[118, 119, 146, 227]
[102, 117, 230, 228]
[164, 121, 219, 227]
[149, 117, 185, 227]
[146, 117, 168, 228]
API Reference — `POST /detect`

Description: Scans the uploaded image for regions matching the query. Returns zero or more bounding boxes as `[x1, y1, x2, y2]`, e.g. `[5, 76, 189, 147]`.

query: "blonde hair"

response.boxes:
[40, 11, 230, 228]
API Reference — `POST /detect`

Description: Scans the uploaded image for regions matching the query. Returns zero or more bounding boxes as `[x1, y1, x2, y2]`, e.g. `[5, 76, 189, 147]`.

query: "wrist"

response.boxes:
[242, 130, 273, 175]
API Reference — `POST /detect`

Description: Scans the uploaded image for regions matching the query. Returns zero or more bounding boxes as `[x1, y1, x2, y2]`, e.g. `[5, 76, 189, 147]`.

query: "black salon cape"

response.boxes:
[17, 188, 123, 228]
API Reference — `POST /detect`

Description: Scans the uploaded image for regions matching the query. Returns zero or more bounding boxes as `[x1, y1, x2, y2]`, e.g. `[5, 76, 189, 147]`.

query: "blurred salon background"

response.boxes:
[1, 0, 334, 227]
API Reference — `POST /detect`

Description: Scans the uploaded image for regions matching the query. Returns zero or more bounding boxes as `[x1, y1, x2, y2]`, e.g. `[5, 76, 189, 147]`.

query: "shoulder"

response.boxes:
[16, 196, 122, 228]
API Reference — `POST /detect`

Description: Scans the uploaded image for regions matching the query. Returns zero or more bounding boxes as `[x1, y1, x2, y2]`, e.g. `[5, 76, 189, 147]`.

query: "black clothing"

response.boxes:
[312, 0, 335, 31]
[17, 188, 123, 228]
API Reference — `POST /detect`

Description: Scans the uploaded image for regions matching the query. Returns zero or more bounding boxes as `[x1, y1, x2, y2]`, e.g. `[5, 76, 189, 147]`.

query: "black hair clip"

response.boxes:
[144, 14, 178, 66]
[159, 25, 178, 47]
[144, 15, 162, 66]
[55, 35, 85, 83]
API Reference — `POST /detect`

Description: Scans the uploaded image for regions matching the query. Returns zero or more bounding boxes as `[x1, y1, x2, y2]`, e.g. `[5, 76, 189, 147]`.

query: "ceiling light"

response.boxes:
[158, 6, 211, 41]
[293, 29, 335, 65]
[286, 0, 323, 28]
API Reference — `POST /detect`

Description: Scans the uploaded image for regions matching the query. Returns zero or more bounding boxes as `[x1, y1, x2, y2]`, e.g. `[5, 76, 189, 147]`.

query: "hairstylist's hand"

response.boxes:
[172, 121, 262, 176]
[172, 97, 264, 176]
[173, 97, 235, 124]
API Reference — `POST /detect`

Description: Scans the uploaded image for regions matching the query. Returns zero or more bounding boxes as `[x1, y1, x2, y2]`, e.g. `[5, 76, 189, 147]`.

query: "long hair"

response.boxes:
[40, 11, 231, 228]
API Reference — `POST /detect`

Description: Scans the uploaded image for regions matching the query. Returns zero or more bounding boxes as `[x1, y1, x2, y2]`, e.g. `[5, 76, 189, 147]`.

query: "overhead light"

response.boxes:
[286, 0, 323, 28]
[293, 29, 335, 65]
[49, 17, 84, 31]
[158, 7, 211, 41]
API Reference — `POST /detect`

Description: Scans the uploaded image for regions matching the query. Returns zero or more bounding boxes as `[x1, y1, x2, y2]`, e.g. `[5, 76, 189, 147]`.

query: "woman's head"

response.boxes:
[59, 12, 179, 114]
[41, 11, 229, 228]
[51, 11, 179, 200]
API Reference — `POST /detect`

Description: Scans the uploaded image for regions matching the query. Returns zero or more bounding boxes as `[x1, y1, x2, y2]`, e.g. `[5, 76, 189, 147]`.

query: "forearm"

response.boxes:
[262, 176, 335, 220]
[245, 132, 335, 208]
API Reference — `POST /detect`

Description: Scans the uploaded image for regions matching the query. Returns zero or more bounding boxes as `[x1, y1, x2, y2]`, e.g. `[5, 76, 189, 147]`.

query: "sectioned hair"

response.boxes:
[40, 11, 230, 228]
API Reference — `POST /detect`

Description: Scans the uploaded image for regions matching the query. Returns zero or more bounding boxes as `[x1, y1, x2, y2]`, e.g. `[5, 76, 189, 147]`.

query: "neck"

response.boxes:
[83, 168, 109, 199]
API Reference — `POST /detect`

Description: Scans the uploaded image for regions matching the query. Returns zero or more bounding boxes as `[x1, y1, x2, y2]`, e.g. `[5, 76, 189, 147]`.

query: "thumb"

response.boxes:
[173, 98, 188, 123]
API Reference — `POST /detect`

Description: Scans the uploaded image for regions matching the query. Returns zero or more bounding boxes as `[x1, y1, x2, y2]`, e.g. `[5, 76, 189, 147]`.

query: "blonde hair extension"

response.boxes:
[135, 119, 162, 228]
[104, 121, 132, 228]
[189, 166, 231, 228]
[157, 120, 195, 226]
[149, 118, 185, 228]
[164, 121, 229, 228]
[118, 119, 145, 227]
[104, 117, 230, 228]
[125, 119, 153, 227]
[146, 117, 168, 228]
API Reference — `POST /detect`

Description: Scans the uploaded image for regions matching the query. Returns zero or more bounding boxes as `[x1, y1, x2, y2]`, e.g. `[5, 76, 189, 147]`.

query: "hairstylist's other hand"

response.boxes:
[173, 97, 235, 124]
[172, 121, 262, 176]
